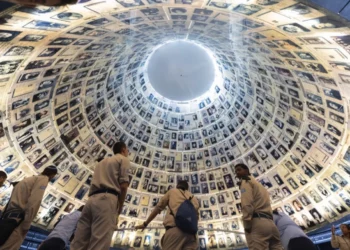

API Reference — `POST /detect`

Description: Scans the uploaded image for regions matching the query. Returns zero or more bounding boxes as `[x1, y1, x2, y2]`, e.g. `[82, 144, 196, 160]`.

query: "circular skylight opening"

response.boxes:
[146, 40, 217, 101]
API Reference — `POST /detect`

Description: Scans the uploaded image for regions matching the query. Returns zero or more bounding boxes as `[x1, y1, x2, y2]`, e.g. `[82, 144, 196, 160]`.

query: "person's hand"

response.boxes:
[135, 223, 147, 232]
[331, 225, 336, 235]
[114, 214, 120, 231]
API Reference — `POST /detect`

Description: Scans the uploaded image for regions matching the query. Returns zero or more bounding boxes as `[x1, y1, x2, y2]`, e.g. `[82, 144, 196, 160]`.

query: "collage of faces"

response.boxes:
[1, 0, 350, 248]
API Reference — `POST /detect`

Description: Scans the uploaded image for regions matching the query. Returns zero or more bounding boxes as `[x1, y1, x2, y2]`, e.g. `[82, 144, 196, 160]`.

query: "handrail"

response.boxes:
[115, 227, 245, 234]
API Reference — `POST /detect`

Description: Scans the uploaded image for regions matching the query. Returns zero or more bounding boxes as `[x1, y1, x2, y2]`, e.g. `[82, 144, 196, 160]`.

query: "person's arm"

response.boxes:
[21, 176, 48, 231]
[192, 196, 200, 220]
[331, 225, 340, 248]
[118, 157, 130, 215]
[135, 191, 170, 231]
[118, 182, 128, 215]
[240, 180, 254, 233]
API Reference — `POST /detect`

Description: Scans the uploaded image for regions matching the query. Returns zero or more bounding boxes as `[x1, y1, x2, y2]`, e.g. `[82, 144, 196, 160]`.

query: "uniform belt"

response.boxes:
[253, 212, 273, 220]
[165, 226, 176, 231]
[3, 212, 24, 220]
[89, 189, 119, 197]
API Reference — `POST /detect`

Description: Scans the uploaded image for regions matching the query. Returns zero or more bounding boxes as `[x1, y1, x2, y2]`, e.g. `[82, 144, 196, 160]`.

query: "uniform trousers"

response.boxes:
[245, 217, 283, 250]
[0, 223, 27, 250]
[38, 237, 66, 250]
[288, 237, 317, 250]
[70, 193, 118, 250]
[161, 227, 197, 250]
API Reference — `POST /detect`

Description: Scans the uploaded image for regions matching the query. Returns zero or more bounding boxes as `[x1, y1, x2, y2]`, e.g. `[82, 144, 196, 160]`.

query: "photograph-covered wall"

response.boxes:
[0, 0, 350, 249]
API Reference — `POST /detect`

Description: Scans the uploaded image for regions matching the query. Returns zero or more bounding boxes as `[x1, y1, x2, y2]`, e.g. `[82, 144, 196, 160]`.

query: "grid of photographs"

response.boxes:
[0, 0, 350, 249]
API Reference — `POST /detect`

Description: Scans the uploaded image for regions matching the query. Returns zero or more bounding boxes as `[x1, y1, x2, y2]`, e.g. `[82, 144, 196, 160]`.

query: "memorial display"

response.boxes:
[0, 0, 350, 248]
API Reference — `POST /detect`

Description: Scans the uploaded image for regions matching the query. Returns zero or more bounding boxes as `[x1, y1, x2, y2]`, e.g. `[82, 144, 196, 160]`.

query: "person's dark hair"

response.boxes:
[177, 180, 189, 191]
[341, 223, 350, 230]
[0, 170, 7, 179]
[113, 141, 126, 154]
[60, 0, 78, 5]
[78, 205, 85, 212]
[234, 163, 251, 175]
[42, 165, 58, 176]
[272, 209, 279, 215]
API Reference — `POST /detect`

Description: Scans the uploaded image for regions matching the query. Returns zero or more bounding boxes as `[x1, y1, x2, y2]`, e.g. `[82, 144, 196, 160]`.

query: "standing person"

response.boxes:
[71, 141, 130, 250]
[0, 171, 7, 187]
[234, 163, 283, 250]
[135, 180, 200, 250]
[272, 210, 317, 250]
[0, 171, 7, 218]
[0, 166, 58, 250]
[38, 205, 84, 250]
[331, 224, 350, 250]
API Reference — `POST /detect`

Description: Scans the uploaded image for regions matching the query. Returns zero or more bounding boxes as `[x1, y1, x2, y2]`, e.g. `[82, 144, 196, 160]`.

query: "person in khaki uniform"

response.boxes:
[0, 171, 8, 218]
[0, 166, 58, 250]
[234, 164, 283, 250]
[0, 171, 7, 187]
[71, 141, 130, 250]
[331, 224, 350, 250]
[135, 180, 199, 250]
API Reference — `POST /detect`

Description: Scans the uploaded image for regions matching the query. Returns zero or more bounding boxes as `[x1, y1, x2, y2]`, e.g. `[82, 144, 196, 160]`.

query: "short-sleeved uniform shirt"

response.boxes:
[89, 153, 130, 195]
[240, 176, 273, 229]
[7, 175, 49, 230]
[155, 188, 199, 227]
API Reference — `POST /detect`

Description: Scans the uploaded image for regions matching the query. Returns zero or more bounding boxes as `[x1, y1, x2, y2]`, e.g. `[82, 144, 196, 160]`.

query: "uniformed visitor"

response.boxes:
[0, 171, 7, 218]
[273, 209, 317, 250]
[135, 180, 200, 250]
[331, 224, 350, 250]
[38, 205, 84, 250]
[234, 163, 283, 250]
[0, 171, 7, 187]
[0, 165, 58, 250]
[71, 141, 130, 250]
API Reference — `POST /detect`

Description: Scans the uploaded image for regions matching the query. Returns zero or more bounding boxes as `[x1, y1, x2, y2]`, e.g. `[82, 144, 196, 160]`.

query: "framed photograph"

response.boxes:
[0, 29, 21, 42]
[0, 60, 22, 75]
[51, 12, 83, 21]
[278, 23, 310, 33]
[233, 4, 262, 16]
[24, 20, 68, 31]
[20, 34, 46, 42]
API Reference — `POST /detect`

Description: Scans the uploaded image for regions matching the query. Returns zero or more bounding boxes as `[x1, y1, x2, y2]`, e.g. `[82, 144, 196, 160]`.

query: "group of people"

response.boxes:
[0, 141, 130, 250]
[0, 143, 349, 250]
[233, 163, 350, 250]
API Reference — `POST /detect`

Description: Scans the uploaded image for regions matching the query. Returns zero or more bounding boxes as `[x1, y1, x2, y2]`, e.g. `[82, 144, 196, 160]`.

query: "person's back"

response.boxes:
[89, 154, 128, 196]
[38, 207, 83, 250]
[5, 176, 47, 216]
[161, 188, 199, 228]
[135, 181, 199, 250]
[273, 211, 317, 250]
[71, 142, 130, 250]
[49, 211, 81, 240]
[250, 178, 273, 215]
[0, 166, 57, 250]
[234, 164, 282, 250]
